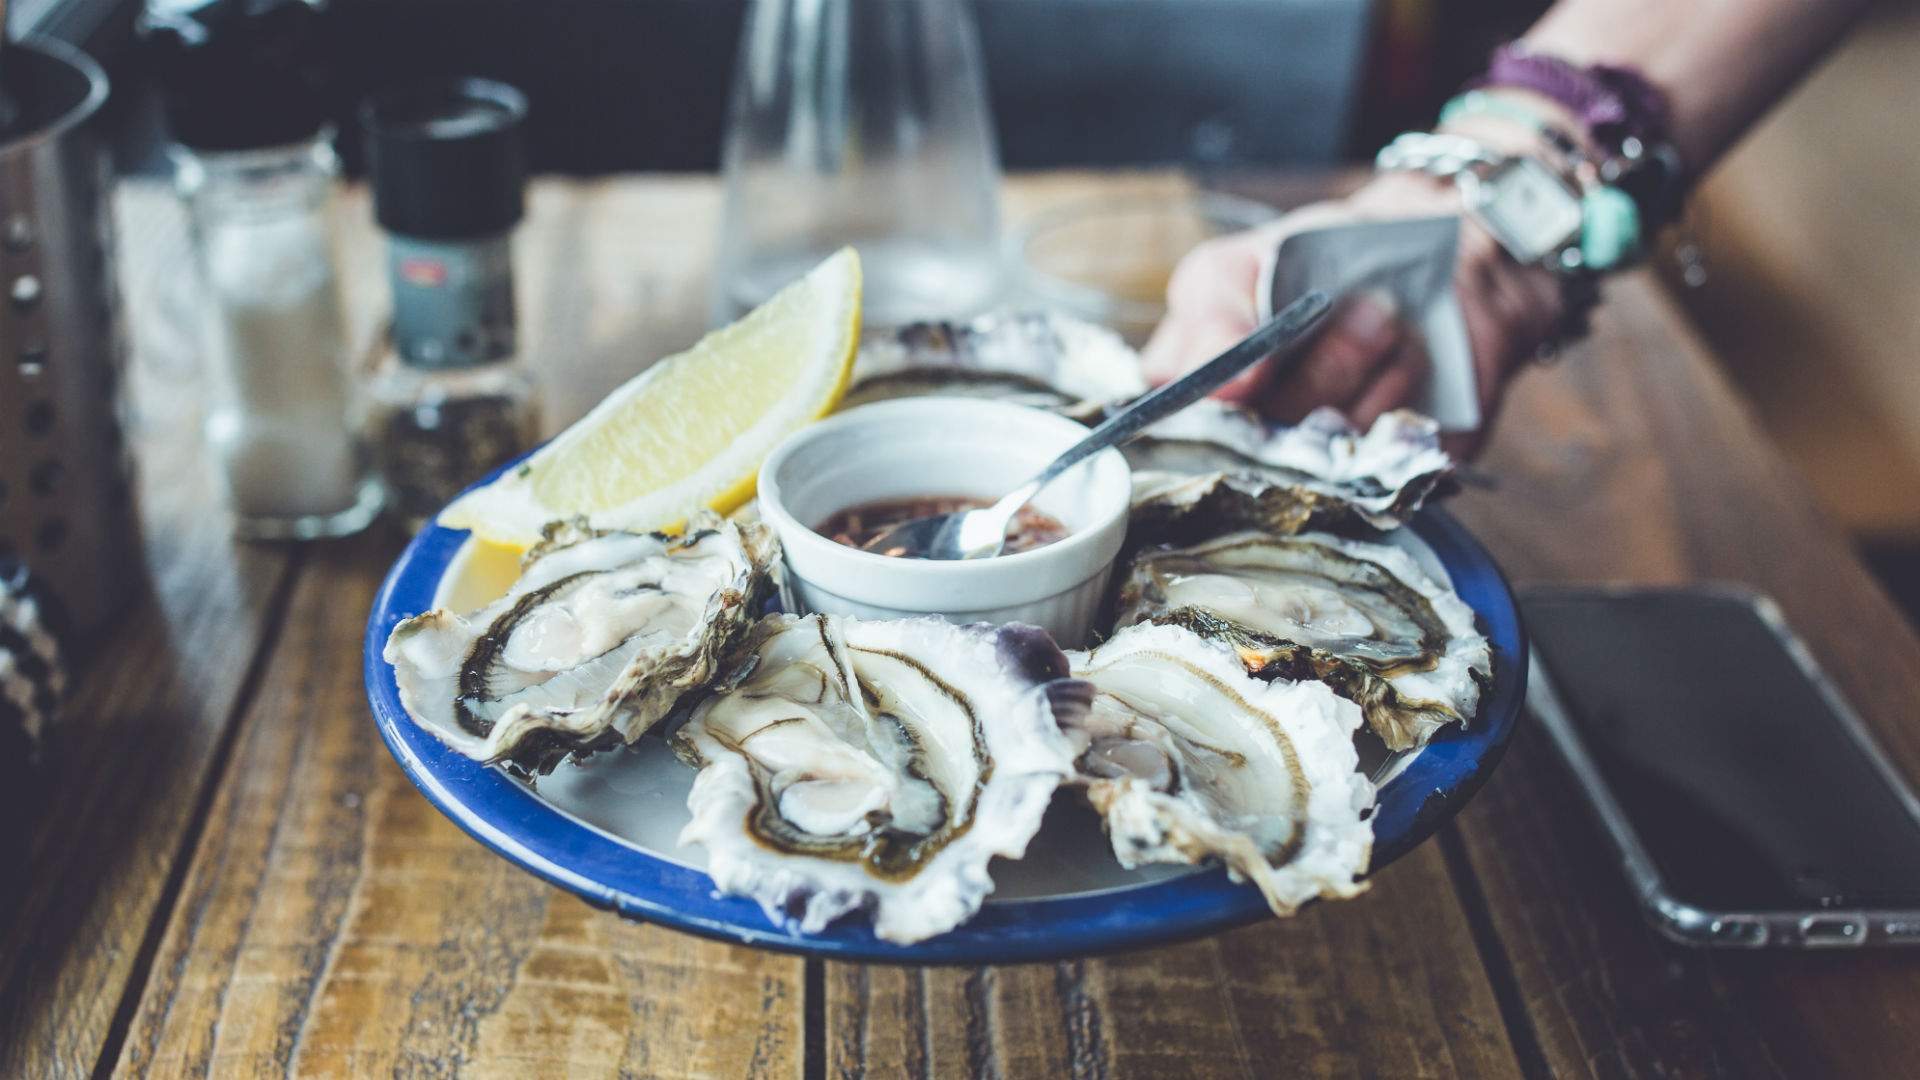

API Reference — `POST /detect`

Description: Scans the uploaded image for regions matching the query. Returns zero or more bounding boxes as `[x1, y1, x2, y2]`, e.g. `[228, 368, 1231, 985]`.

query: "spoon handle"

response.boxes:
[993, 290, 1332, 516]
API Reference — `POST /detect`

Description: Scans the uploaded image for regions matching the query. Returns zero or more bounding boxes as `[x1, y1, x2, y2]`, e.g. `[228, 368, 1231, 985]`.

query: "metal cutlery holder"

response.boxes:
[0, 38, 136, 643]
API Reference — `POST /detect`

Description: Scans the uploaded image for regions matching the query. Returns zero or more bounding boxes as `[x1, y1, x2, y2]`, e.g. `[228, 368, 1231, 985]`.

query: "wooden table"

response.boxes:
[7, 171, 1920, 1079]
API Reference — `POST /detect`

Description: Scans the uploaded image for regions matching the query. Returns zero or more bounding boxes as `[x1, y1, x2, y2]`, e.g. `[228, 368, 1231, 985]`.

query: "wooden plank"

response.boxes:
[0, 189, 297, 1080]
[827, 841, 1524, 1080]
[111, 533, 805, 1078]
[1447, 276, 1920, 1079]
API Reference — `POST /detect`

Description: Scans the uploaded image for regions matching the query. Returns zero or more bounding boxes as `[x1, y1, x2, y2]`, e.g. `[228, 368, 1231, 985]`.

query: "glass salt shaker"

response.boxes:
[362, 79, 539, 532]
[145, 0, 381, 539]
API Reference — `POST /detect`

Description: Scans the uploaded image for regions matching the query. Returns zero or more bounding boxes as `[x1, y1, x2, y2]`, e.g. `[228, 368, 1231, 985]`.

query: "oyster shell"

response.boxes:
[384, 512, 779, 774]
[1112, 529, 1489, 750]
[847, 311, 1147, 421]
[674, 613, 1087, 943]
[1127, 401, 1453, 539]
[1066, 622, 1373, 913]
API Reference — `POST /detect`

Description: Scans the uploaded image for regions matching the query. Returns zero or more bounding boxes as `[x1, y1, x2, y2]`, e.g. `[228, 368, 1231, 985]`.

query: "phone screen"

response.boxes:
[1523, 589, 1920, 912]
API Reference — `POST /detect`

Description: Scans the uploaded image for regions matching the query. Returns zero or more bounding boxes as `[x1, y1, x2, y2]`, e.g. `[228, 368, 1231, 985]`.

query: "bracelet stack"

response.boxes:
[1481, 44, 1687, 225]
[1375, 45, 1685, 279]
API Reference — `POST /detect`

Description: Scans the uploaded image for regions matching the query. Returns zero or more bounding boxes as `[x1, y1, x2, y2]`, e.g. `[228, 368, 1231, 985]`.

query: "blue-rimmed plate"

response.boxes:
[365, 461, 1526, 964]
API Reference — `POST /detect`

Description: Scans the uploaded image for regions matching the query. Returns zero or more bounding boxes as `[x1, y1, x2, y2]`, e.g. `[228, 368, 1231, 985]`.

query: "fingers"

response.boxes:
[1249, 292, 1403, 422]
[1142, 231, 1271, 384]
[1141, 308, 1259, 394]
[1451, 221, 1565, 432]
[1439, 428, 1487, 461]
[1162, 231, 1268, 316]
[1347, 335, 1432, 429]
[1138, 181, 1573, 459]
[1142, 203, 1352, 385]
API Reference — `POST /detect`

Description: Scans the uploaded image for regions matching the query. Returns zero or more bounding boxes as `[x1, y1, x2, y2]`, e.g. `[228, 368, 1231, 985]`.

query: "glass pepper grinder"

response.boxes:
[363, 78, 539, 532]
[143, 0, 382, 540]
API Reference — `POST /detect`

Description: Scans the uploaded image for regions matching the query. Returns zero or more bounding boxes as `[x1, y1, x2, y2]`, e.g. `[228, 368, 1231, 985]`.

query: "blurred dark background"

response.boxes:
[51, 0, 1549, 176]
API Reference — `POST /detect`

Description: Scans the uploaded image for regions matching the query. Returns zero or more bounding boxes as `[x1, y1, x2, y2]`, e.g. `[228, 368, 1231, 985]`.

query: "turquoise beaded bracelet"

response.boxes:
[1439, 90, 1642, 271]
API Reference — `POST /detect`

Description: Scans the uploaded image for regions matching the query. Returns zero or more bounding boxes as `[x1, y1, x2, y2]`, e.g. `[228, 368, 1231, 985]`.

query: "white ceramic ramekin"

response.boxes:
[756, 397, 1132, 647]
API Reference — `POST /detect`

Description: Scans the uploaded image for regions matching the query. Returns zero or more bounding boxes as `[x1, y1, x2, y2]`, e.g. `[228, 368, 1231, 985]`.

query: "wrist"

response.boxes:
[1436, 87, 1597, 161]
[1374, 129, 1637, 275]
[1480, 44, 1674, 154]
[1352, 168, 1457, 210]
[1471, 46, 1688, 227]
[1418, 74, 1690, 274]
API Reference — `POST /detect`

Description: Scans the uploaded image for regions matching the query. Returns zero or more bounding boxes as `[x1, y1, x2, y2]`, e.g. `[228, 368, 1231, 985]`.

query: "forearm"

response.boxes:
[1521, 0, 1874, 170]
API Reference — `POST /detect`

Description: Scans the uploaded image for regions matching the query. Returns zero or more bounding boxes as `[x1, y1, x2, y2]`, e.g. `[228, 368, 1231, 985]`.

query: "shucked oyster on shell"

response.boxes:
[383, 512, 779, 774]
[1126, 401, 1454, 539]
[1065, 622, 1373, 914]
[674, 613, 1088, 944]
[846, 311, 1148, 421]
[1112, 529, 1490, 751]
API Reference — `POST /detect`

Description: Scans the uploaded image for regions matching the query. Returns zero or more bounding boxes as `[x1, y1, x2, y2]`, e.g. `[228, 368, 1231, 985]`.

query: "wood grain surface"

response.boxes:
[826, 841, 1521, 1080]
[7, 172, 1920, 1078]
[1451, 283, 1920, 1080]
[112, 533, 804, 1079]
[0, 192, 298, 1080]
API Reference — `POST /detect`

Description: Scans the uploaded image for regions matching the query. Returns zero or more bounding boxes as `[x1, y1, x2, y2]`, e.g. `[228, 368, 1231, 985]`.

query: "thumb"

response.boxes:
[1142, 308, 1257, 387]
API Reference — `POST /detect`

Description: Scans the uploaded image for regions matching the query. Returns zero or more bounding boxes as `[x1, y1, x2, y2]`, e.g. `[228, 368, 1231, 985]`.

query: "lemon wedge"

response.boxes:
[441, 247, 862, 548]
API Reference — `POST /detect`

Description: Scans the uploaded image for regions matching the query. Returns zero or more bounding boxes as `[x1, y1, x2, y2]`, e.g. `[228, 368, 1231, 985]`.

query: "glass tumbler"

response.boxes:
[1015, 191, 1280, 345]
[714, 0, 1004, 328]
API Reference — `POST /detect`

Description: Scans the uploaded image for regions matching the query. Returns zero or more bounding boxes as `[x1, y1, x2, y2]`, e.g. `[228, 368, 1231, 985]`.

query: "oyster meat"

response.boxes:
[1113, 529, 1490, 750]
[675, 613, 1087, 943]
[1127, 401, 1453, 539]
[847, 311, 1147, 420]
[384, 512, 779, 774]
[1067, 622, 1373, 913]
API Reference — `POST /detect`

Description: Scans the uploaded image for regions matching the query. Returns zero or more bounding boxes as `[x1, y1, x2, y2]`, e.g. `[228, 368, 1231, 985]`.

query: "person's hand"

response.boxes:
[1141, 171, 1569, 456]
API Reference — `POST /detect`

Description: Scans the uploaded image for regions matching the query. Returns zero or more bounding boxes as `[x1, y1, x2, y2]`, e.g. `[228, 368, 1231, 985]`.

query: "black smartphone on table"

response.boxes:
[1522, 585, 1920, 948]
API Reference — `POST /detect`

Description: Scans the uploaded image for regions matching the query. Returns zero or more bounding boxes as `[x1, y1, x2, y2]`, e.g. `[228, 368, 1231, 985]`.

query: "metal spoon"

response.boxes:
[857, 290, 1332, 561]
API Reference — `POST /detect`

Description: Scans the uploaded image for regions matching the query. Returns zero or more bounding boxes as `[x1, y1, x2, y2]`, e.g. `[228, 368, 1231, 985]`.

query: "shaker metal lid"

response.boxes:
[139, 0, 331, 151]
[362, 78, 528, 241]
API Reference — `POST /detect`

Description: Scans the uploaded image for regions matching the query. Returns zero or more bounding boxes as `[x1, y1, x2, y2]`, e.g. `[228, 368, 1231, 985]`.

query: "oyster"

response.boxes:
[1113, 530, 1490, 750]
[847, 311, 1147, 421]
[384, 512, 779, 774]
[675, 613, 1087, 943]
[1067, 622, 1373, 913]
[1127, 401, 1453, 539]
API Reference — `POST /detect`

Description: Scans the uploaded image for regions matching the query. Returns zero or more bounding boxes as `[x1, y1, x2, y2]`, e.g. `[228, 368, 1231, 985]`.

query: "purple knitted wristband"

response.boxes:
[1478, 44, 1673, 151]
